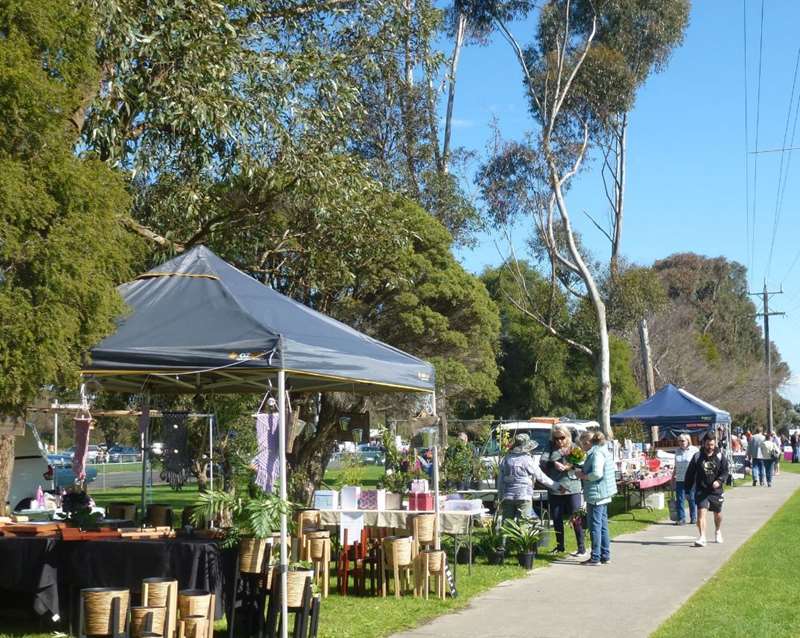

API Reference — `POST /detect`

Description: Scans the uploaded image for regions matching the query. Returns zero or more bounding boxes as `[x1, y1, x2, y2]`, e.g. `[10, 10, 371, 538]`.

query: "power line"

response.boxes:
[766, 47, 800, 279]
[743, 0, 752, 284]
[750, 0, 766, 288]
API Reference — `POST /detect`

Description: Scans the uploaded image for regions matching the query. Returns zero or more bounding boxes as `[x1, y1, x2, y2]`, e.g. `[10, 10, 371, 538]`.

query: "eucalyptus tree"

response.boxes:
[477, 0, 689, 435]
[0, 0, 139, 506]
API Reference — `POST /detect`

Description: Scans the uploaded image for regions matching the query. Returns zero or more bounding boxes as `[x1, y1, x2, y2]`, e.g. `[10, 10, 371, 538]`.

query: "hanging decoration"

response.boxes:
[255, 398, 280, 493]
[159, 412, 191, 490]
[72, 386, 93, 481]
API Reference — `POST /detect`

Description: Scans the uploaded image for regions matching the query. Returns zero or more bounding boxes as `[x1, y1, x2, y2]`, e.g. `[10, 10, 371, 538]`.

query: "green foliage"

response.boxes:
[501, 516, 543, 553]
[479, 262, 641, 419]
[336, 453, 367, 487]
[192, 487, 287, 547]
[0, 0, 139, 417]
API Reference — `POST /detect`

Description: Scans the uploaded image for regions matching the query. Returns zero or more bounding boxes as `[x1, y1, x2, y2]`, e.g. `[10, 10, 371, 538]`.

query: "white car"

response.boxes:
[9, 423, 53, 511]
[478, 418, 598, 498]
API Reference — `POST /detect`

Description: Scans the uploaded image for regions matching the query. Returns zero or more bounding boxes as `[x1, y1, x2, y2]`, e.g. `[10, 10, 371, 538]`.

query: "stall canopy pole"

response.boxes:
[209, 415, 214, 492]
[431, 390, 441, 551]
[139, 394, 150, 524]
[278, 369, 288, 638]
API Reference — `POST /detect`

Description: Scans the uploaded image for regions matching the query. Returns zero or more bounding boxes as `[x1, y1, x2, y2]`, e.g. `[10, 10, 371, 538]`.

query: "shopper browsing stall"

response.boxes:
[541, 424, 587, 558]
[684, 432, 729, 547]
[673, 434, 699, 526]
[497, 433, 560, 524]
[575, 431, 617, 566]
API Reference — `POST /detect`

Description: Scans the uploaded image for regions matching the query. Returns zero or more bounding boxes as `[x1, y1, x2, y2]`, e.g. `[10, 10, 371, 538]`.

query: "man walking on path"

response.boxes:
[685, 432, 729, 547]
[747, 426, 767, 486]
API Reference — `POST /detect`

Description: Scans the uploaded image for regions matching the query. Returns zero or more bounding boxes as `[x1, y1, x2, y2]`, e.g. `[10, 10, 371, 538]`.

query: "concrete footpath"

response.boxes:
[393, 471, 800, 638]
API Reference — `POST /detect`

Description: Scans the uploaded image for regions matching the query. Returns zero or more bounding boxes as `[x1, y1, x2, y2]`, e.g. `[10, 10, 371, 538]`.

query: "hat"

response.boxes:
[511, 433, 537, 454]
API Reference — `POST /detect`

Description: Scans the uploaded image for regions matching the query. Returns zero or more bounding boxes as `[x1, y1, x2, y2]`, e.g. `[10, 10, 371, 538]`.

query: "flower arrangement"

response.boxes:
[565, 446, 586, 466]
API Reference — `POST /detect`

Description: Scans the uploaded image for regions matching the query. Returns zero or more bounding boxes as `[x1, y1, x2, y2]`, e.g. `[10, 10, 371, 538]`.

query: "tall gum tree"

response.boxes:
[478, 0, 688, 436]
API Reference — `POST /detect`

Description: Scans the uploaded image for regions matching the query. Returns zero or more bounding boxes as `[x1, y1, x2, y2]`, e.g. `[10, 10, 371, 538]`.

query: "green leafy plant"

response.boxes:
[478, 510, 505, 554]
[501, 517, 544, 554]
[337, 452, 366, 486]
[192, 488, 288, 548]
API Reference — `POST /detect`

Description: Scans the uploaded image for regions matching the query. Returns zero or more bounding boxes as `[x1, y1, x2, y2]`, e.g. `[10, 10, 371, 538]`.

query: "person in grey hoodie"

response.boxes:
[497, 433, 560, 525]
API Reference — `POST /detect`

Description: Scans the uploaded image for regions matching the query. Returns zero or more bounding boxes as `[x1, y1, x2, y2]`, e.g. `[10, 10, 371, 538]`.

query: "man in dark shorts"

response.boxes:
[684, 432, 729, 547]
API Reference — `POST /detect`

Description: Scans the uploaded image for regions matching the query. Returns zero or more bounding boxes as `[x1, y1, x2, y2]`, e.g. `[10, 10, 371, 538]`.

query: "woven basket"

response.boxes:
[141, 578, 177, 638]
[305, 530, 330, 561]
[130, 606, 166, 638]
[383, 536, 413, 567]
[285, 570, 313, 608]
[239, 537, 270, 574]
[82, 588, 130, 636]
[413, 514, 436, 544]
[422, 550, 445, 573]
[181, 616, 208, 638]
[146, 504, 173, 528]
[295, 509, 320, 531]
[177, 590, 211, 620]
[108, 502, 136, 520]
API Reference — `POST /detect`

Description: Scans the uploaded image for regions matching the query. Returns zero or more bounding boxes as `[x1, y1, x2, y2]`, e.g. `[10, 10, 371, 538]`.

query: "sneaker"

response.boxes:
[693, 537, 706, 547]
[715, 531, 723, 544]
[581, 558, 601, 566]
[600, 559, 611, 565]
[548, 547, 565, 555]
[690, 519, 697, 525]
[675, 520, 684, 526]
[570, 550, 589, 559]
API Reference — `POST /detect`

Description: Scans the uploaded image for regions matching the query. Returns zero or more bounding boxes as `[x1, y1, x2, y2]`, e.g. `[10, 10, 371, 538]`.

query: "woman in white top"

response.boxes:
[673, 434, 699, 525]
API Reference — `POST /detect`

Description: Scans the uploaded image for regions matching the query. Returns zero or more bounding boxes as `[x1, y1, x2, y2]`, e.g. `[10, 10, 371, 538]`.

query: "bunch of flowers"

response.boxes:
[565, 446, 586, 465]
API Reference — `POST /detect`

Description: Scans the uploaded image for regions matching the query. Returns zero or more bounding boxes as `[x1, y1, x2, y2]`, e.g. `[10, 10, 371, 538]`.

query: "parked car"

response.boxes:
[108, 446, 140, 463]
[9, 424, 97, 511]
[478, 418, 598, 499]
[45, 454, 98, 490]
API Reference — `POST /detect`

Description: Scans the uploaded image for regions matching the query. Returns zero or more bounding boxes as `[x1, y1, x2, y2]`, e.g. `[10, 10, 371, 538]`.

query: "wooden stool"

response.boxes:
[145, 504, 174, 528]
[380, 536, 416, 599]
[79, 587, 130, 638]
[410, 514, 437, 558]
[417, 550, 446, 600]
[305, 531, 331, 598]
[141, 578, 177, 638]
[131, 606, 167, 638]
[294, 510, 321, 560]
[107, 502, 137, 521]
[177, 590, 214, 638]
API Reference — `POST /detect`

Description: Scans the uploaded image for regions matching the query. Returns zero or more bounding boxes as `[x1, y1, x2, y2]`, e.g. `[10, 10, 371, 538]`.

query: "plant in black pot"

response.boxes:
[478, 510, 506, 565]
[502, 517, 543, 570]
[61, 488, 102, 530]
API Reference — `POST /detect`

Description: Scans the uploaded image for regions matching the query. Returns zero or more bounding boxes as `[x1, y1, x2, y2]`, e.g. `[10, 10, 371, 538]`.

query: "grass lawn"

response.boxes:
[91, 483, 202, 520]
[651, 461, 800, 638]
[92, 461, 145, 474]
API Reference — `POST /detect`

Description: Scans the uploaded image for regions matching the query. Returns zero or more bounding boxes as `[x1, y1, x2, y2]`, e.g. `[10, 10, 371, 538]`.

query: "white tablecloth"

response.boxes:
[318, 509, 477, 535]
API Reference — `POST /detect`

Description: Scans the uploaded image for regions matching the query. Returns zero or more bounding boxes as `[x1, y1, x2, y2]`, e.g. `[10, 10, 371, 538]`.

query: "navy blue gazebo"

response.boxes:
[611, 384, 731, 439]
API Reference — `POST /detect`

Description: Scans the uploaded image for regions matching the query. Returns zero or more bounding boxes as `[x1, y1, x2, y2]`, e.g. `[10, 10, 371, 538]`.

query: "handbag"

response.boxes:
[667, 498, 679, 522]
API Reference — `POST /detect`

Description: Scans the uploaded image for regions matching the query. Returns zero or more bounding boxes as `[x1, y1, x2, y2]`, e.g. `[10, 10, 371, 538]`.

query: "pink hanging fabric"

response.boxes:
[254, 413, 280, 493]
[72, 416, 92, 480]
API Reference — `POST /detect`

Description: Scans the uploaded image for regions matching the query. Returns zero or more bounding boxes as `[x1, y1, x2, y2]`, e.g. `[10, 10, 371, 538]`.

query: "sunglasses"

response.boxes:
[553, 436, 566, 440]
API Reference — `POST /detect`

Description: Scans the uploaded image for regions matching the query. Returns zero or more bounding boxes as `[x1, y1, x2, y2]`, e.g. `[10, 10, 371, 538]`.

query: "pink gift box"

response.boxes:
[408, 492, 434, 511]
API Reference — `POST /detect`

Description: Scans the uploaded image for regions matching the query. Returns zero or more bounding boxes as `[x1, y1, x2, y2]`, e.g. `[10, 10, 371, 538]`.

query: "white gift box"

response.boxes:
[410, 479, 429, 493]
[340, 485, 362, 510]
[313, 490, 339, 510]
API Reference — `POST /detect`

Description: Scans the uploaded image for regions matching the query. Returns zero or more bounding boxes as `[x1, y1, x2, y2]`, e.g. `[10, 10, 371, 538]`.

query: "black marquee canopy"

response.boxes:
[82, 246, 435, 396]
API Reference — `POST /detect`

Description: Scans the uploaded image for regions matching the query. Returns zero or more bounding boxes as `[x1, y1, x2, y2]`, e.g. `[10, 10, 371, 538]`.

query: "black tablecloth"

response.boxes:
[0, 537, 60, 616]
[0, 537, 232, 620]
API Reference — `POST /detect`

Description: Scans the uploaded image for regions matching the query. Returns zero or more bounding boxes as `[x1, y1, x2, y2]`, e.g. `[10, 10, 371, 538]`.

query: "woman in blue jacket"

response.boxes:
[576, 431, 617, 566]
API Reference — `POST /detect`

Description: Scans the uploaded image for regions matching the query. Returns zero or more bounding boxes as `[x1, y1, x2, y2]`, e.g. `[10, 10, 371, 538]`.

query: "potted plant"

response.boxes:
[192, 485, 287, 574]
[478, 510, 506, 565]
[502, 517, 543, 570]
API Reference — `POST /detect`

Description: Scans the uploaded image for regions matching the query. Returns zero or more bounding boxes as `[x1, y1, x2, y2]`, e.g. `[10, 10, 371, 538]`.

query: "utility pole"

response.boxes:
[749, 282, 784, 433]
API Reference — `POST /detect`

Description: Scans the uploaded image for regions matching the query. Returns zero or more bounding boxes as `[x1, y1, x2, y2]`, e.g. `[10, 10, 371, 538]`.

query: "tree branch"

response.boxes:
[120, 217, 185, 251]
[505, 292, 594, 356]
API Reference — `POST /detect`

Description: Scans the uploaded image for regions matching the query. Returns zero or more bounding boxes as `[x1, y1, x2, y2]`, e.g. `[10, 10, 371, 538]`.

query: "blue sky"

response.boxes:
[448, 1, 800, 404]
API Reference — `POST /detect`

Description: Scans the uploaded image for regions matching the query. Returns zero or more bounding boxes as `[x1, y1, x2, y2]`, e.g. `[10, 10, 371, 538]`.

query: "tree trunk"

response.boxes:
[596, 307, 612, 438]
[0, 434, 15, 515]
[609, 114, 627, 277]
[442, 10, 466, 172]
[638, 317, 656, 397]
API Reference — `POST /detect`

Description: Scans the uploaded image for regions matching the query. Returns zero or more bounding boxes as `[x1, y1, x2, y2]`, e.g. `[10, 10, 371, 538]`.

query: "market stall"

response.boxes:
[78, 246, 437, 638]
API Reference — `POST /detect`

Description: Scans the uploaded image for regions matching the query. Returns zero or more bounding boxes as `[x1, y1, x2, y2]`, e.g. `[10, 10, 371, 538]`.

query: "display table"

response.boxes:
[618, 473, 672, 513]
[0, 536, 231, 631]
